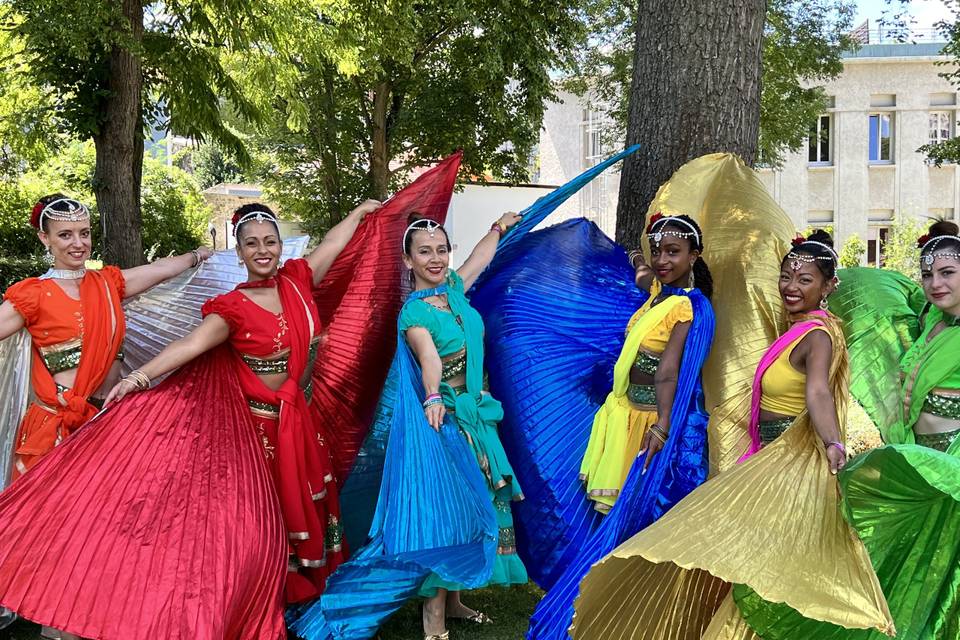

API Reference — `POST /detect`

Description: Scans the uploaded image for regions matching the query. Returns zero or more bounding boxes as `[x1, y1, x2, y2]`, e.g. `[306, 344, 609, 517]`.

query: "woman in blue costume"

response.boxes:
[471, 213, 715, 639]
[292, 211, 526, 640]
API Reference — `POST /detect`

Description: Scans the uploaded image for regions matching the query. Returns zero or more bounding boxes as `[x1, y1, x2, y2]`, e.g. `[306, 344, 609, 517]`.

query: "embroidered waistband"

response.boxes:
[915, 426, 960, 452]
[627, 383, 656, 409]
[247, 381, 314, 418]
[633, 349, 661, 377]
[241, 337, 320, 375]
[759, 417, 794, 445]
[40, 338, 123, 375]
[922, 388, 960, 421]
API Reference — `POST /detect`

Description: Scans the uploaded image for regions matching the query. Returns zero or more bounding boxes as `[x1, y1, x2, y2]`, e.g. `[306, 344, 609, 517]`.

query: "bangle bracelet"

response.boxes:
[124, 369, 151, 390]
[490, 221, 506, 236]
[190, 249, 201, 267]
[826, 441, 847, 457]
[649, 423, 669, 443]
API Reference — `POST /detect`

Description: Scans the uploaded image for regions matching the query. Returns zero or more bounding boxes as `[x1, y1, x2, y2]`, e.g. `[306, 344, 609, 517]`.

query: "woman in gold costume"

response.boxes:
[570, 231, 894, 640]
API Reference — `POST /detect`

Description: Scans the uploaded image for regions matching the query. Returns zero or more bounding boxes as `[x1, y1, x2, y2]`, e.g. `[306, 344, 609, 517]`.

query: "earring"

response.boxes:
[43, 247, 54, 266]
[237, 258, 244, 266]
[819, 296, 829, 311]
[688, 269, 695, 289]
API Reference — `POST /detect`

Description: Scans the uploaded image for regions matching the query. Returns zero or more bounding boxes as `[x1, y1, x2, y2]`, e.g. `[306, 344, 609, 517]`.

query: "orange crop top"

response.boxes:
[3, 267, 126, 373]
[759, 326, 829, 416]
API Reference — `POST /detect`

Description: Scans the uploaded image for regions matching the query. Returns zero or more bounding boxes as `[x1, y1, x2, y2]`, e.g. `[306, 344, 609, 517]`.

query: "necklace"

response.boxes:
[40, 268, 87, 280]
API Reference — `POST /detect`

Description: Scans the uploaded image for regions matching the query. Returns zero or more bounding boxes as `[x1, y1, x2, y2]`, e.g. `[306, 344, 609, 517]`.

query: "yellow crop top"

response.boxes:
[759, 326, 829, 416]
[626, 296, 694, 355]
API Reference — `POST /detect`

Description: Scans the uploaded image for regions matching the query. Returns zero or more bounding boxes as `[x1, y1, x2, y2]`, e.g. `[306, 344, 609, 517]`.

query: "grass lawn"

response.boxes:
[1, 583, 543, 640]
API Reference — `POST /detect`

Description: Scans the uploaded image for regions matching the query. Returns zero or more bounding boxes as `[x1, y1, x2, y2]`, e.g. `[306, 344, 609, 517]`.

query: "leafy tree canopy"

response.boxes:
[564, 0, 856, 168]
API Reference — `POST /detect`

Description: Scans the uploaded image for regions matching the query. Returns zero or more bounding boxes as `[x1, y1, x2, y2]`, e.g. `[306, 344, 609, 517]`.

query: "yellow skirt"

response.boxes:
[571, 420, 893, 639]
[579, 391, 657, 513]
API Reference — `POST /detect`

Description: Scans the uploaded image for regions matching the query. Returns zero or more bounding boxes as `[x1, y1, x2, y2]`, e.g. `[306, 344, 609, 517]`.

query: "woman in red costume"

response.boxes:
[0, 194, 212, 481]
[0, 199, 379, 640]
[109, 200, 380, 601]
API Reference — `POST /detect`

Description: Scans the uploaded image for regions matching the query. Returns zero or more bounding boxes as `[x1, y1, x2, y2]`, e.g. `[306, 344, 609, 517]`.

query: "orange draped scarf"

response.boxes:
[14, 271, 125, 478]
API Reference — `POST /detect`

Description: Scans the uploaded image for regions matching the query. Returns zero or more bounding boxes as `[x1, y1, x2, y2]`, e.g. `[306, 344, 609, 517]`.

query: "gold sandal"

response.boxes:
[424, 632, 450, 640]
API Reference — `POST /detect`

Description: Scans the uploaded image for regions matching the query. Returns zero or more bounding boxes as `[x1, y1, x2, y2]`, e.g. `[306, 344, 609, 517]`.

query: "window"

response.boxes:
[867, 227, 890, 267]
[580, 109, 610, 218]
[929, 111, 953, 145]
[808, 115, 831, 164]
[869, 113, 893, 163]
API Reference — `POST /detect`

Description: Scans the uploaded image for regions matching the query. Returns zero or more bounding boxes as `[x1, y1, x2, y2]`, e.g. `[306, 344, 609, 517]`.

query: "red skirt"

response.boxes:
[0, 350, 286, 639]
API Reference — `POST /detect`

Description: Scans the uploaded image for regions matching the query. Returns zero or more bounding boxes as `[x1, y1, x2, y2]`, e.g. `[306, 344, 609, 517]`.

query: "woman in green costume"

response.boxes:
[400, 213, 528, 640]
[734, 219, 960, 639]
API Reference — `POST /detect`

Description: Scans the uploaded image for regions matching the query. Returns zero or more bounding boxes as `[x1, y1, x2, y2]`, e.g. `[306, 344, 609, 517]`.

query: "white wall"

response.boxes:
[446, 182, 578, 266]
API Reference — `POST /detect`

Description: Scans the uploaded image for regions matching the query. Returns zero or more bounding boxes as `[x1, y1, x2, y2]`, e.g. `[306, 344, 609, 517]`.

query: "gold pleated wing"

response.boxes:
[644, 153, 794, 474]
[570, 317, 894, 640]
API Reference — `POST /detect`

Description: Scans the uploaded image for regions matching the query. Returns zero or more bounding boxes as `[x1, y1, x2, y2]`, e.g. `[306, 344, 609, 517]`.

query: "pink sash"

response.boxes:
[739, 310, 828, 461]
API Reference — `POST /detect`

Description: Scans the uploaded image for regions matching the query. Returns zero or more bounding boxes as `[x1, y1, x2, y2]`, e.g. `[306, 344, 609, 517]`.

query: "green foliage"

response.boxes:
[0, 141, 209, 261]
[882, 217, 927, 281]
[0, 256, 47, 292]
[182, 142, 248, 190]
[564, 0, 855, 167]
[232, 0, 588, 236]
[839, 232, 866, 268]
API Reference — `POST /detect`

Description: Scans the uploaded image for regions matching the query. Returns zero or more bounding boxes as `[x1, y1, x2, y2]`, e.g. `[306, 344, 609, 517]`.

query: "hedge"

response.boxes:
[0, 257, 48, 293]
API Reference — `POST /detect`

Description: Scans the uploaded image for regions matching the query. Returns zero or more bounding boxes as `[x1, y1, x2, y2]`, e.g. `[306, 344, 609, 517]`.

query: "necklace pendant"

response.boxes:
[791, 259, 803, 271]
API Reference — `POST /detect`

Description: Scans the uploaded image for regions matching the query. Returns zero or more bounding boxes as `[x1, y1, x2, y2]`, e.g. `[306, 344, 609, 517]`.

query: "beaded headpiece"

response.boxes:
[786, 236, 838, 272]
[919, 234, 960, 269]
[646, 213, 701, 248]
[30, 198, 90, 230]
[232, 210, 280, 238]
[402, 219, 444, 251]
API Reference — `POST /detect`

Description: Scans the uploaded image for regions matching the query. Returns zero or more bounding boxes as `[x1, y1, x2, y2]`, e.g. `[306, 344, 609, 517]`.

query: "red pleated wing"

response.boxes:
[312, 153, 462, 482]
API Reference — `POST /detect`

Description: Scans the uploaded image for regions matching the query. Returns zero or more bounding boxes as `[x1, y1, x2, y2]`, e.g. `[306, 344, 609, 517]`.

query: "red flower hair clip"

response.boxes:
[917, 233, 931, 249]
[29, 201, 45, 229]
[646, 212, 664, 234]
[791, 234, 806, 247]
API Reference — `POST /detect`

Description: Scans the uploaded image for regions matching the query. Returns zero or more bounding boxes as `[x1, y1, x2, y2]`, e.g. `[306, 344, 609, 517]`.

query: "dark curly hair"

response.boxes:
[656, 214, 713, 301]
[784, 229, 837, 281]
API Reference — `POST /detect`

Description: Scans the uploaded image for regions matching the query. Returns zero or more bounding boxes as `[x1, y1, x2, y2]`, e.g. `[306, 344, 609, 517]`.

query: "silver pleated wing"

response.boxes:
[0, 330, 32, 486]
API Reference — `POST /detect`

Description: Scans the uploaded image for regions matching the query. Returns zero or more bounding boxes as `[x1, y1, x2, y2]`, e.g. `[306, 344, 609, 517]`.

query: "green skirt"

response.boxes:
[734, 436, 960, 639]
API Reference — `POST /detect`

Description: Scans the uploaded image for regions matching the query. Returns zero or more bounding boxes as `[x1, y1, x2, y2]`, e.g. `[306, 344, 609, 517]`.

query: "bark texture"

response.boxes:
[94, 0, 145, 268]
[616, 0, 765, 247]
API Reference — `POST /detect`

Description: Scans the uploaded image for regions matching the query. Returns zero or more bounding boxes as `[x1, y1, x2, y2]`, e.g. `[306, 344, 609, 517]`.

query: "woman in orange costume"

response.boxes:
[0, 194, 212, 481]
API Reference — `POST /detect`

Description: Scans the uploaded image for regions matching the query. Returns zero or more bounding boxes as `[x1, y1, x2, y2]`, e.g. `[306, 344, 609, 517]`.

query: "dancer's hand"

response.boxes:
[497, 211, 522, 230]
[104, 379, 139, 405]
[424, 403, 446, 431]
[825, 443, 846, 475]
[349, 199, 382, 222]
[638, 426, 667, 473]
[631, 250, 654, 289]
[195, 246, 214, 262]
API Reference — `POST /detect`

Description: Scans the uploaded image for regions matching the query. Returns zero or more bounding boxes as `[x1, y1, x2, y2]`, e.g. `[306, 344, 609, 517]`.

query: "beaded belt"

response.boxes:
[441, 350, 467, 380]
[915, 427, 960, 452]
[247, 382, 314, 418]
[627, 383, 656, 409]
[241, 339, 320, 376]
[633, 350, 660, 377]
[922, 390, 960, 421]
[40, 339, 124, 375]
[759, 417, 794, 446]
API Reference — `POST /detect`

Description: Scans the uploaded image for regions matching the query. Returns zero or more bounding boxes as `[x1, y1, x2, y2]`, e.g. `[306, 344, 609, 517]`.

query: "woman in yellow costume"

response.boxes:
[579, 213, 714, 512]
[570, 230, 894, 640]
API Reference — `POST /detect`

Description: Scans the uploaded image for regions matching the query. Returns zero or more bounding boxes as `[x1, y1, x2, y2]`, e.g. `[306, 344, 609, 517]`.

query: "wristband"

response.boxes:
[490, 221, 507, 236]
[826, 441, 847, 457]
[190, 249, 202, 267]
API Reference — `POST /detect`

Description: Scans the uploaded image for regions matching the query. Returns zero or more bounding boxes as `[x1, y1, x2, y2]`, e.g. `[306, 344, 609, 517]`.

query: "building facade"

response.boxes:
[536, 38, 960, 265]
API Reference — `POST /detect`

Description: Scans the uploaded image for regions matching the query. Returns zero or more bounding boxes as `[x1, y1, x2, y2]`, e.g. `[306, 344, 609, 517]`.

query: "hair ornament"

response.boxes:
[402, 218, 442, 251]
[646, 214, 700, 247]
[919, 234, 960, 268]
[232, 210, 279, 237]
[32, 198, 90, 229]
[916, 234, 931, 249]
[791, 235, 806, 247]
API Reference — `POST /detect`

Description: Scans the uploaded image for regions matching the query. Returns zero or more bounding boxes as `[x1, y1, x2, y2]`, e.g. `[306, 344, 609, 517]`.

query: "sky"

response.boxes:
[854, 0, 955, 29]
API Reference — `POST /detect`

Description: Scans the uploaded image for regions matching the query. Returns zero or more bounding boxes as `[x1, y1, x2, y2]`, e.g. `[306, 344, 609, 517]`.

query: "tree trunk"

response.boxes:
[615, 0, 765, 247]
[369, 80, 392, 201]
[93, 0, 145, 268]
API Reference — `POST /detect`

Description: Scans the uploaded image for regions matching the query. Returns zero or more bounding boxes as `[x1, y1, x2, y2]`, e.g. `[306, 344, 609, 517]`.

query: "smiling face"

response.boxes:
[779, 255, 834, 314]
[921, 252, 960, 317]
[403, 228, 451, 289]
[39, 219, 92, 270]
[236, 220, 282, 280]
[650, 232, 697, 289]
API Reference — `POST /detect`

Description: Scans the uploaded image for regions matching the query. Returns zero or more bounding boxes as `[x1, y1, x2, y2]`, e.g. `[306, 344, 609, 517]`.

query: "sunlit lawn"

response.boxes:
[3, 583, 543, 640]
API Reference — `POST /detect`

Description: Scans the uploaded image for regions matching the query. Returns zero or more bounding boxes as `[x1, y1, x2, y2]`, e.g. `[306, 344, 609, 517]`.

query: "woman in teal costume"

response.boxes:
[292, 211, 526, 640]
[398, 212, 528, 633]
[734, 220, 960, 639]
